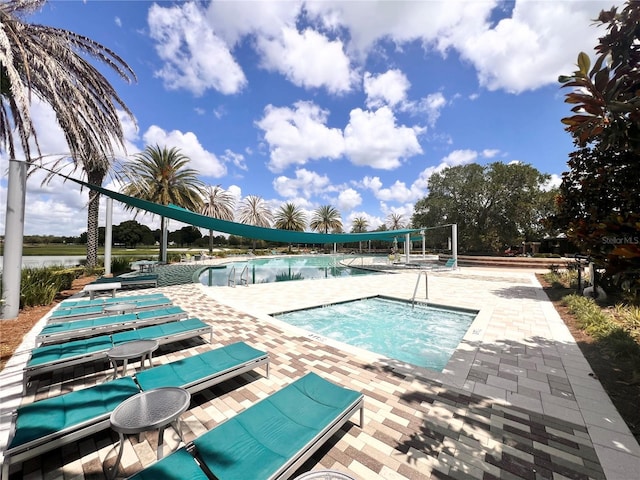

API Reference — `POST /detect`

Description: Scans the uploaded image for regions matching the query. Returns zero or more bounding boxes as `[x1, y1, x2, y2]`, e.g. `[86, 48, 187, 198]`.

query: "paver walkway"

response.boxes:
[1, 265, 639, 479]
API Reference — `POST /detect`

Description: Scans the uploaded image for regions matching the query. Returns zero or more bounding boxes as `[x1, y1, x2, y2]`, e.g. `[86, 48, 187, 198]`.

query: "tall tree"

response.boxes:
[120, 145, 205, 262]
[274, 202, 307, 231]
[310, 205, 342, 234]
[351, 216, 369, 252]
[274, 202, 307, 252]
[0, 0, 135, 318]
[386, 213, 406, 230]
[113, 220, 154, 247]
[238, 195, 273, 250]
[553, 1, 640, 295]
[200, 185, 235, 253]
[412, 162, 553, 253]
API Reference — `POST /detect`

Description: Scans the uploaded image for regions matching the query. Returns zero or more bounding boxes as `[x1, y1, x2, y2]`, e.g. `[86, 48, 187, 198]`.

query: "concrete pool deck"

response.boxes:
[1, 265, 639, 479]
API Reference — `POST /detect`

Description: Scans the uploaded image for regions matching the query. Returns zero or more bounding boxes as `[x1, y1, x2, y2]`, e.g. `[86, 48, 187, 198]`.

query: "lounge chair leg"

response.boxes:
[360, 405, 364, 428]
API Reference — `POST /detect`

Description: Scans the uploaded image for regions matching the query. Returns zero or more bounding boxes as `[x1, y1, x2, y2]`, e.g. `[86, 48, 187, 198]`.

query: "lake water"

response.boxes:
[0, 255, 86, 270]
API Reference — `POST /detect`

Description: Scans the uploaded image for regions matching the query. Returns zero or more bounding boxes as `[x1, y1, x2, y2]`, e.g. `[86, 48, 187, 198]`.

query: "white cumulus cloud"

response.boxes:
[272, 168, 333, 199]
[337, 188, 362, 211]
[364, 70, 410, 109]
[344, 107, 423, 169]
[142, 125, 227, 178]
[256, 101, 345, 173]
[257, 27, 354, 94]
[148, 2, 246, 95]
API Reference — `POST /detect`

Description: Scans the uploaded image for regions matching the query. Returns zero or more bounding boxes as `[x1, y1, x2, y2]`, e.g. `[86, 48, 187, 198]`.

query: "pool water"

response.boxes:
[198, 255, 379, 286]
[274, 297, 477, 371]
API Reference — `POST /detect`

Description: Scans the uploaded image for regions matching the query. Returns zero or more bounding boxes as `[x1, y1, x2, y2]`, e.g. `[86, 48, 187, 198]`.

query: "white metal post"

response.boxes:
[451, 224, 458, 268]
[104, 197, 113, 276]
[405, 233, 410, 263]
[1, 159, 27, 319]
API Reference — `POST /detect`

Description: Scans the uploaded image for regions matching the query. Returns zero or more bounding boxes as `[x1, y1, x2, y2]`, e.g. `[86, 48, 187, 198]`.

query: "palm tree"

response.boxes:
[82, 151, 112, 269]
[351, 216, 369, 252]
[310, 205, 342, 253]
[0, 0, 135, 318]
[310, 205, 343, 234]
[238, 195, 273, 251]
[200, 185, 235, 253]
[121, 145, 205, 262]
[274, 203, 307, 231]
[387, 213, 406, 230]
[274, 202, 307, 252]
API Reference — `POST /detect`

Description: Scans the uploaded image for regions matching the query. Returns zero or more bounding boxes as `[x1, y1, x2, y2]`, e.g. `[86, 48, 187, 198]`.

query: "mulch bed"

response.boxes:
[0, 276, 96, 371]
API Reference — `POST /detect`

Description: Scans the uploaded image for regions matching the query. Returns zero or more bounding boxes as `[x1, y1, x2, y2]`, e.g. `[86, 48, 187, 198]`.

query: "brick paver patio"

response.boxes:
[1, 263, 639, 479]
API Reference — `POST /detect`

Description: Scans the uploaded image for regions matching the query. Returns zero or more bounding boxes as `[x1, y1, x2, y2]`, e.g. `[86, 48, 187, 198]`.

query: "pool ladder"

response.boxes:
[227, 265, 250, 287]
[411, 270, 429, 308]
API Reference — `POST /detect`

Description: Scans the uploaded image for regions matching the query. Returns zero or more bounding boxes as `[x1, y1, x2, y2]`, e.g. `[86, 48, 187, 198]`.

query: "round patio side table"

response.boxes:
[294, 470, 356, 480]
[107, 339, 158, 378]
[108, 387, 191, 479]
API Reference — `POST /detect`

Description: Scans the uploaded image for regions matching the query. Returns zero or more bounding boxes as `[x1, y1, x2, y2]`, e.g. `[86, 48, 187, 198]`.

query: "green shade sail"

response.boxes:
[70, 177, 423, 244]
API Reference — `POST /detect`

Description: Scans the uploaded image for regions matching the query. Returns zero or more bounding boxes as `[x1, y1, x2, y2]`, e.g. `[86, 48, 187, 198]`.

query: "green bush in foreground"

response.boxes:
[562, 294, 640, 368]
[543, 269, 579, 289]
[20, 266, 65, 308]
[111, 256, 134, 276]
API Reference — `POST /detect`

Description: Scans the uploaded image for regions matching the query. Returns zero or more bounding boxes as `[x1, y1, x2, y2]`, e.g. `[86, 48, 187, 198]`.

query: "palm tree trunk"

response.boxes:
[86, 170, 107, 269]
[209, 229, 213, 253]
[86, 188, 100, 269]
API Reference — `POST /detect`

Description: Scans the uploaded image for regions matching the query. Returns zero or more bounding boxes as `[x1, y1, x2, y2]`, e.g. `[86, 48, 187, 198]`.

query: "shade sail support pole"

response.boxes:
[1, 159, 27, 319]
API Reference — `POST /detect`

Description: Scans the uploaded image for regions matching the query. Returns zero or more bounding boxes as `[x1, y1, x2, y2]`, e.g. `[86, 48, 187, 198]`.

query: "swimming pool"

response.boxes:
[198, 255, 380, 286]
[274, 296, 477, 371]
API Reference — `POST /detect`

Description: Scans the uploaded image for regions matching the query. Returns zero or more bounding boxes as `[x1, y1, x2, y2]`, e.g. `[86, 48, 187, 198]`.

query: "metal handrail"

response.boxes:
[228, 265, 236, 287]
[240, 264, 249, 286]
[412, 270, 428, 308]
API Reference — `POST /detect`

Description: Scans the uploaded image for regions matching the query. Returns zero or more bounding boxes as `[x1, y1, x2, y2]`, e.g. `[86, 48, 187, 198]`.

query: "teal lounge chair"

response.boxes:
[1, 377, 139, 480]
[36, 306, 188, 345]
[3, 342, 269, 480]
[60, 292, 168, 308]
[135, 341, 269, 393]
[111, 318, 213, 346]
[128, 372, 364, 480]
[49, 296, 172, 322]
[24, 318, 213, 386]
[91, 274, 159, 289]
[434, 258, 456, 270]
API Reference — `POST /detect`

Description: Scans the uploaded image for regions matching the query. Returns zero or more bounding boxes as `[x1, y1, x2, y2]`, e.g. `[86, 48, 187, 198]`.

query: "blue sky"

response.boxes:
[0, 0, 624, 237]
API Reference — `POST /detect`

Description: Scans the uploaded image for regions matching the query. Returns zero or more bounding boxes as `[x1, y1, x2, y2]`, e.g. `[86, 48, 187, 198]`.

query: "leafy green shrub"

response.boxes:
[111, 256, 134, 275]
[563, 294, 640, 362]
[167, 252, 182, 263]
[20, 266, 63, 307]
[51, 269, 76, 290]
[612, 304, 640, 340]
[543, 268, 578, 289]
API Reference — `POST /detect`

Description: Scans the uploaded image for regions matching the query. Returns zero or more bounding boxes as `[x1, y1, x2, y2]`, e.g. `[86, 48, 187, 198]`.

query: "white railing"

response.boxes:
[228, 265, 236, 287]
[240, 264, 249, 286]
[412, 270, 428, 308]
